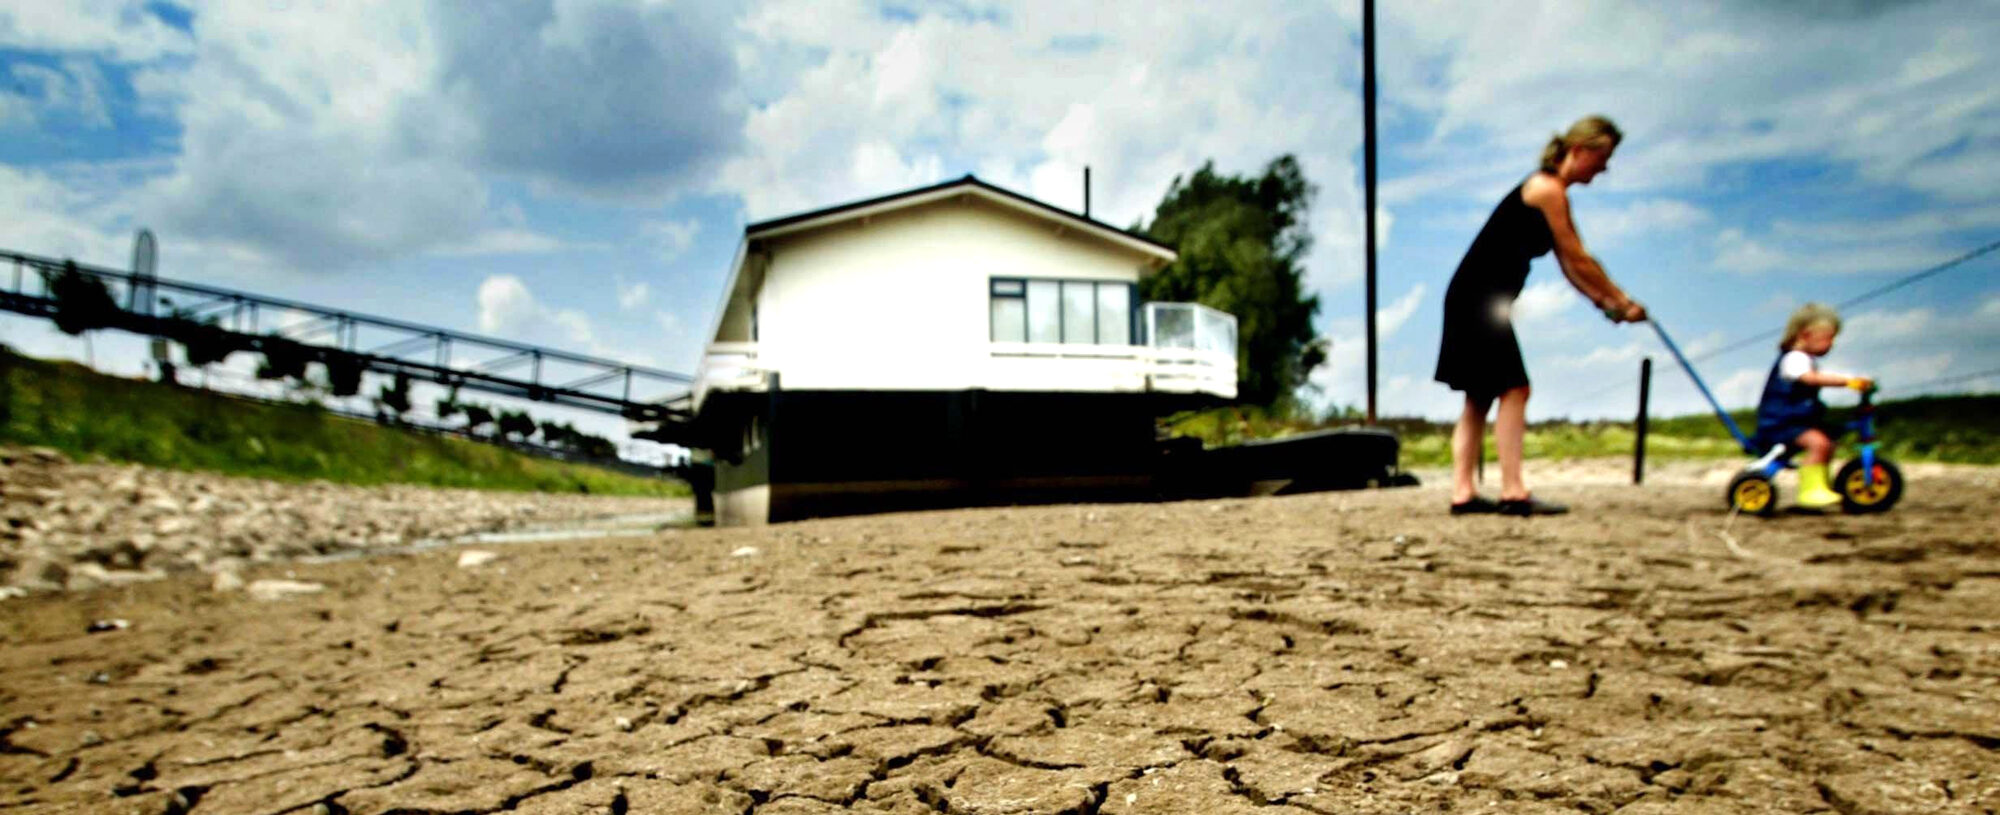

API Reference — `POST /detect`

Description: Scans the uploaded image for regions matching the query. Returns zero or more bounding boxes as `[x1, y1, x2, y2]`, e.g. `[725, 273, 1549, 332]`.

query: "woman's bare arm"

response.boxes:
[1522, 174, 1643, 320]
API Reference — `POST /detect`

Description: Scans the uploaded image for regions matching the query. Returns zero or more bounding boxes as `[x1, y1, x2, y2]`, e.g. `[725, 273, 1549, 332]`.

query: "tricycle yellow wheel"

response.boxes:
[1836, 458, 1903, 513]
[1726, 472, 1777, 517]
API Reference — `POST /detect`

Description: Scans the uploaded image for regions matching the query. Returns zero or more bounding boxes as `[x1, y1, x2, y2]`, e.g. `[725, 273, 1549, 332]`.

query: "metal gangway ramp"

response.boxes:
[1, 246, 692, 425]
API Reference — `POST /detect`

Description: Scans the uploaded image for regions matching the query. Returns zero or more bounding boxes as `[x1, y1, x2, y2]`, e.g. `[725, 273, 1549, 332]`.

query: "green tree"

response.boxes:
[498, 409, 537, 441]
[325, 353, 363, 397]
[461, 403, 495, 435]
[48, 260, 121, 336]
[377, 373, 412, 418]
[1137, 155, 1324, 408]
[539, 420, 572, 448]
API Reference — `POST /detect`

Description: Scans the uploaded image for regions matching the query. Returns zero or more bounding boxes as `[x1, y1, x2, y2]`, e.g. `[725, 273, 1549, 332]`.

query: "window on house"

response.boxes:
[991, 277, 1136, 345]
[990, 279, 1025, 342]
[1095, 283, 1130, 345]
[1027, 280, 1061, 343]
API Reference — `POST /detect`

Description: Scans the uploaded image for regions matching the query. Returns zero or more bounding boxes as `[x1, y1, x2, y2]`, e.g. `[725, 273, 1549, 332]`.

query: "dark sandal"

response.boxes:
[1450, 496, 1500, 515]
[1498, 496, 1568, 516]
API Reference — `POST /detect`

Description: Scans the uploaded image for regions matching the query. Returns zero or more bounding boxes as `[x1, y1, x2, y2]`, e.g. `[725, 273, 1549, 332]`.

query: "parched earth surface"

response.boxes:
[2, 460, 1998, 813]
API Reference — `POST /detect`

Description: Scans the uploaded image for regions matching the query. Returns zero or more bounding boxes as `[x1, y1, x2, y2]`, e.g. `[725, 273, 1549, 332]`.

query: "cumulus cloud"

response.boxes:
[1383, 2, 1996, 200]
[1580, 199, 1710, 248]
[0, 163, 128, 263]
[472, 273, 668, 372]
[1513, 280, 1579, 324]
[1306, 283, 1431, 411]
[1378, 283, 1427, 337]
[0, 1, 195, 62]
[723, 0, 1364, 296]
[1, 58, 115, 129]
[615, 274, 651, 311]
[1715, 227, 1972, 276]
[431, 229, 567, 258]
[420, 0, 745, 202]
[642, 218, 702, 262]
[20, 1, 748, 272]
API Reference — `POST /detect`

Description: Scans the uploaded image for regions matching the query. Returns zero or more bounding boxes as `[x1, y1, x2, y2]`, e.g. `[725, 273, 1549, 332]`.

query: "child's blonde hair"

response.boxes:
[1781, 303, 1841, 350]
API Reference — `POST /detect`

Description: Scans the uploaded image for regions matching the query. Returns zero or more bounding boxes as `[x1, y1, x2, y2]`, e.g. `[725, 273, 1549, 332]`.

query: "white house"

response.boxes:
[676, 175, 1242, 525]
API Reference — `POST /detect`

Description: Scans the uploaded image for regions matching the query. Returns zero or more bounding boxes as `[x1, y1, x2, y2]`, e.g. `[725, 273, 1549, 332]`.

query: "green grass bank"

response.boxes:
[1167, 394, 2000, 469]
[0, 347, 687, 497]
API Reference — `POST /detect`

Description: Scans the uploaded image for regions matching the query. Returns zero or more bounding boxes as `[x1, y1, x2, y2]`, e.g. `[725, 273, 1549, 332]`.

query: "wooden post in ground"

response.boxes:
[1635, 357, 1652, 485]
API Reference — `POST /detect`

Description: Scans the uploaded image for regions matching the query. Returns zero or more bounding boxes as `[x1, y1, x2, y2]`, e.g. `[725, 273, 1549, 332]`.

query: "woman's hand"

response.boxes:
[1601, 298, 1647, 323]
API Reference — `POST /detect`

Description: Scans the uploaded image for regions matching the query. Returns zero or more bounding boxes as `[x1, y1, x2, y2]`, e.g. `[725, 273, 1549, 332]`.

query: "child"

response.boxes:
[1752, 303, 1873, 509]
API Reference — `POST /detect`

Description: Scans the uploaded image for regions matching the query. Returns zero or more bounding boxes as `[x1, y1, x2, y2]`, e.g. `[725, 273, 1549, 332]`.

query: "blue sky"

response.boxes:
[2, 0, 1997, 459]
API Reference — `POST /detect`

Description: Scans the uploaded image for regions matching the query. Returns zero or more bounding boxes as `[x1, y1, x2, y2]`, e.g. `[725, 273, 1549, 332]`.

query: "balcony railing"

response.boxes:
[692, 341, 766, 407]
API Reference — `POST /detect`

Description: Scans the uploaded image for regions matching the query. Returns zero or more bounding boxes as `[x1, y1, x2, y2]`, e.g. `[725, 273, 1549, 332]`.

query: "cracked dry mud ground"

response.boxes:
[3, 466, 1998, 814]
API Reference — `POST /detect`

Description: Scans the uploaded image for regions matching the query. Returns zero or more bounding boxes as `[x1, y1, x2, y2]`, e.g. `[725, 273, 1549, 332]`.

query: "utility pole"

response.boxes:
[1363, 0, 1379, 424]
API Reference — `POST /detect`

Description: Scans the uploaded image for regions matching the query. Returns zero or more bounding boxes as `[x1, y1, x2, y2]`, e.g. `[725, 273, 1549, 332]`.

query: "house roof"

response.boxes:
[744, 174, 1178, 262]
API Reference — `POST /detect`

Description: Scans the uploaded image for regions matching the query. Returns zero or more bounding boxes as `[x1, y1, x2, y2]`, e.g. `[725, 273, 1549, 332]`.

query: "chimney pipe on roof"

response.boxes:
[1083, 166, 1091, 219]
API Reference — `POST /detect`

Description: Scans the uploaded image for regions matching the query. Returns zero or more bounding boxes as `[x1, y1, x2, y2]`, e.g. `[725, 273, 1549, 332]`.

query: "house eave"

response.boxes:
[744, 176, 1178, 265]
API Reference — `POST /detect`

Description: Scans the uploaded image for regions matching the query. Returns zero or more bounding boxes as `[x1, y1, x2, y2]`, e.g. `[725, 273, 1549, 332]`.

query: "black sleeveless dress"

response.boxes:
[1433, 180, 1555, 401]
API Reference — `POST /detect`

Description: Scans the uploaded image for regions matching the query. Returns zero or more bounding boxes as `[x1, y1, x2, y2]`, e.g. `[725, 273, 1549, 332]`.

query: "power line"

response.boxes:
[1890, 366, 2000, 394]
[1553, 236, 2000, 413]
[1684, 236, 2000, 366]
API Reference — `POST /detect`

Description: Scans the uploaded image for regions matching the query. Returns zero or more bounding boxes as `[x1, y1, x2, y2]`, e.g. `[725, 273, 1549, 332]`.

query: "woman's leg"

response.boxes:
[1451, 393, 1493, 504]
[1495, 385, 1532, 501]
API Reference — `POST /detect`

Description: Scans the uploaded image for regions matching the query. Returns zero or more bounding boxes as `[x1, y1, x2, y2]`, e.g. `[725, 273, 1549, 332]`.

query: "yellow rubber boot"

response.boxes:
[1796, 464, 1843, 509]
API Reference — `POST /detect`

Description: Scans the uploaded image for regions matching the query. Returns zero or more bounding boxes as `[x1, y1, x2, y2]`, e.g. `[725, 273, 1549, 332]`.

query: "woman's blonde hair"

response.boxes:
[1781, 302, 1842, 350]
[1540, 115, 1623, 173]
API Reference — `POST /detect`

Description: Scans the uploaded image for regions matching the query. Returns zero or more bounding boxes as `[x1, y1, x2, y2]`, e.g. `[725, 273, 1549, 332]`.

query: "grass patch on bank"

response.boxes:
[1165, 395, 2000, 469]
[0, 347, 687, 497]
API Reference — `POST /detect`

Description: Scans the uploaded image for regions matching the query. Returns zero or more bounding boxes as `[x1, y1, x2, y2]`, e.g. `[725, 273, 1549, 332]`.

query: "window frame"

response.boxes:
[989, 276, 1139, 346]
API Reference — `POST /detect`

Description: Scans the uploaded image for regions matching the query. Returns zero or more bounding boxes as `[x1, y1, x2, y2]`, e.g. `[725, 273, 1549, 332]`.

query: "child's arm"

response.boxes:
[1797, 370, 1873, 390]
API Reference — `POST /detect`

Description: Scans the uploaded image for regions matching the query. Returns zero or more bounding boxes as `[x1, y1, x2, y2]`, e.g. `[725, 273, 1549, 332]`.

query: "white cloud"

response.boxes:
[1550, 340, 1648, 370]
[643, 218, 703, 261]
[722, 0, 1364, 295]
[0, 0, 195, 62]
[431, 229, 566, 257]
[0, 163, 127, 264]
[1513, 280, 1579, 324]
[119, 2, 490, 271]
[418, 1, 744, 203]
[1840, 306, 1935, 344]
[474, 273, 659, 369]
[1581, 198, 1709, 248]
[1, 58, 115, 129]
[9, 1, 751, 272]
[616, 274, 651, 311]
[476, 274, 539, 336]
[1306, 283, 1433, 413]
[1714, 229, 1794, 275]
[1772, 204, 2000, 244]
[1714, 227, 1972, 276]
[1381, 2, 2000, 208]
[1378, 283, 1426, 337]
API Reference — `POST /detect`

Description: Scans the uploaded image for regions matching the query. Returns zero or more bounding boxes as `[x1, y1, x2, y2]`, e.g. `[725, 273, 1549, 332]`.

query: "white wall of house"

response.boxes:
[751, 195, 1160, 391]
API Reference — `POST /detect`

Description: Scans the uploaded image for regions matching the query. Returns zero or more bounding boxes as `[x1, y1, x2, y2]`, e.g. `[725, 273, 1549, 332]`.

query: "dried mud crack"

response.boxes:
[4, 461, 1999, 812]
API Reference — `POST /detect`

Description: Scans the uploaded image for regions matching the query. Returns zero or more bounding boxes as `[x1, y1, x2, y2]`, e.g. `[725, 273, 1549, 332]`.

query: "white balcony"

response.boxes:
[692, 341, 767, 408]
[693, 302, 1236, 407]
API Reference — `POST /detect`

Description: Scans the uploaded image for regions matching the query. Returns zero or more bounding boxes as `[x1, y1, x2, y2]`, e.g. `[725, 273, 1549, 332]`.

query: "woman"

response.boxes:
[1434, 115, 1647, 516]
